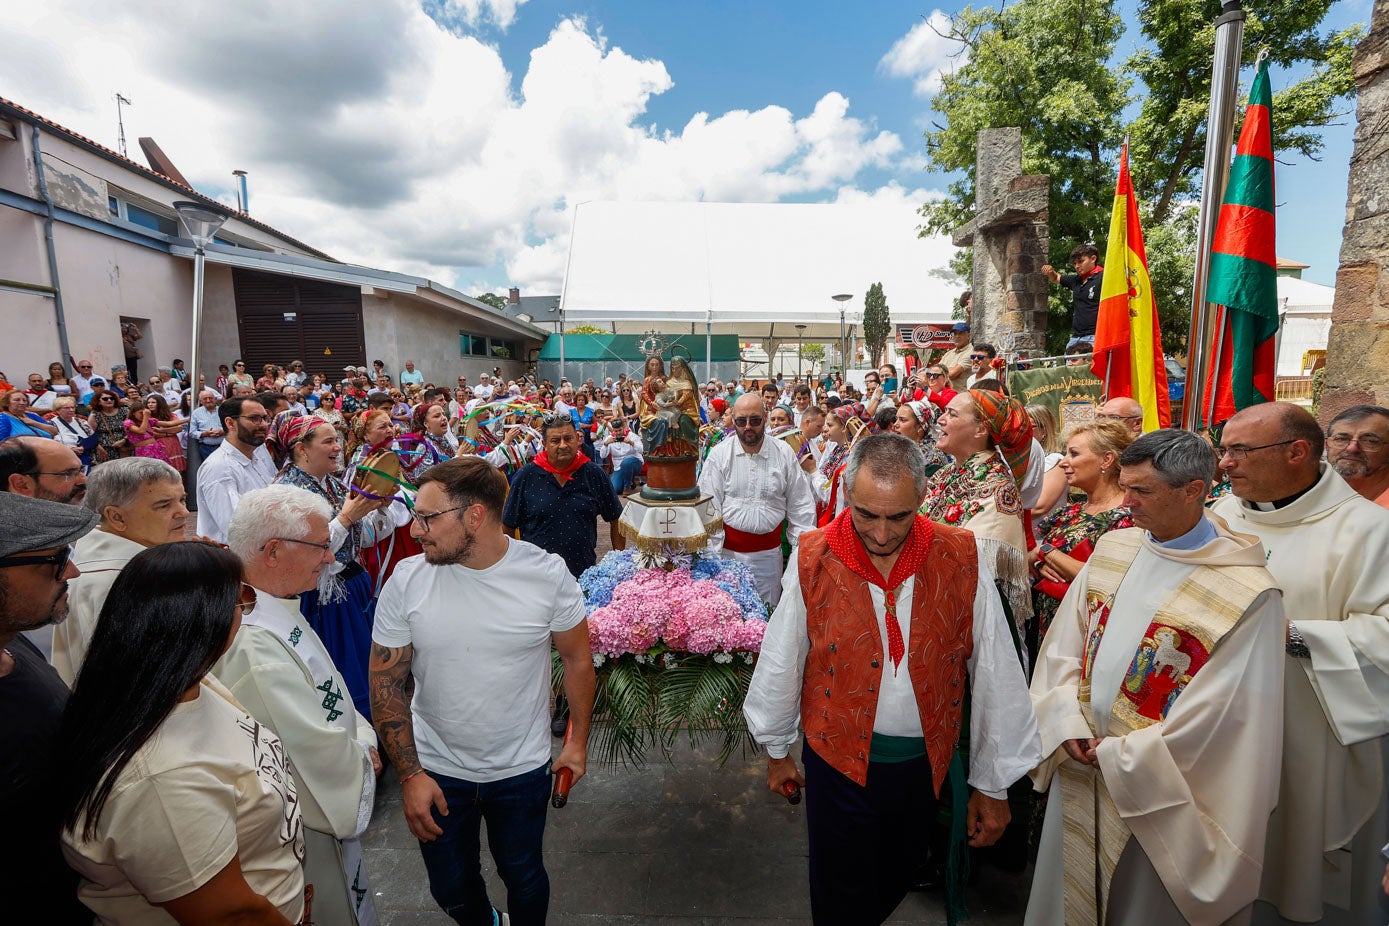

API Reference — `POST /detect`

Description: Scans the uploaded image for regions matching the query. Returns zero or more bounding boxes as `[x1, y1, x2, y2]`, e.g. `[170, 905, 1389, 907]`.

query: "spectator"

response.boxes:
[227, 359, 254, 389]
[600, 413, 643, 496]
[54, 457, 188, 683]
[255, 363, 279, 392]
[1024, 404, 1068, 517]
[283, 360, 306, 388]
[169, 358, 187, 386]
[1097, 396, 1146, 435]
[47, 361, 74, 396]
[1042, 244, 1104, 345]
[283, 384, 307, 417]
[196, 396, 276, 543]
[55, 542, 308, 924]
[0, 436, 87, 503]
[88, 390, 130, 461]
[1325, 404, 1389, 506]
[400, 359, 424, 386]
[940, 322, 975, 393]
[70, 359, 95, 403]
[24, 372, 58, 410]
[155, 366, 182, 405]
[218, 485, 381, 925]
[1064, 340, 1092, 366]
[965, 344, 999, 389]
[119, 320, 143, 379]
[0, 492, 99, 926]
[213, 363, 231, 397]
[189, 389, 226, 457]
[50, 397, 98, 470]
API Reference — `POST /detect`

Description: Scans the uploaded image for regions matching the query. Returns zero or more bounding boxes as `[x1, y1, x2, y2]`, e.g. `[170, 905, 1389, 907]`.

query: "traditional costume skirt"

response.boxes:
[298, 563, 376, 722]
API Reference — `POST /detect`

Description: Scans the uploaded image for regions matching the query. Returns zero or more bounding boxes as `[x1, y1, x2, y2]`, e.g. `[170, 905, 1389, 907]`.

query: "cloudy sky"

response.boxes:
[3, 0, 1364, 296]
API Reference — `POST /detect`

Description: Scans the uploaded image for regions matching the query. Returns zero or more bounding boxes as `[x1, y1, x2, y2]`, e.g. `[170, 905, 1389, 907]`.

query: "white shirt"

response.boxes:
[699, 434, 816, 553]
[196, 441, 277, 543]
[373, 541, 586, 782]
[474, 383, 495, 401]
[599, 432, 642, 467]
[744, 543, 1041, 797]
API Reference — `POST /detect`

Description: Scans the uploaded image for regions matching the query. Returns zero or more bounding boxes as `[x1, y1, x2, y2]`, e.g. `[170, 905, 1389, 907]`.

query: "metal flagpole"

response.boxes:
[1183, 0, 1246, 430]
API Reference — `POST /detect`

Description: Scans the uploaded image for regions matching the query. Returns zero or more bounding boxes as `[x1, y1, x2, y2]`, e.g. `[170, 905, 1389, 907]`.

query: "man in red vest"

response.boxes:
[745, 433, 1040, 924]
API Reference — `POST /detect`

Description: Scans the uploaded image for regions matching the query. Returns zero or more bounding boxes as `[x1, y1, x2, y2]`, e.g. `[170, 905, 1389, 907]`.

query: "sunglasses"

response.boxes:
[0, 543, 74, 580]
[969, 354, 988, 360]
[926, 372, 946, 378]
[733, 416, 764, 427]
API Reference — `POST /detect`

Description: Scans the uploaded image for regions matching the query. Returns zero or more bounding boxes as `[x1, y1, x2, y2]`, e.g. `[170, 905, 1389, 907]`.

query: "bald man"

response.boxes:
[699, 393, 815, 605]
[1097, 397, 1145, 435]
[1209, 403, 1389, 925]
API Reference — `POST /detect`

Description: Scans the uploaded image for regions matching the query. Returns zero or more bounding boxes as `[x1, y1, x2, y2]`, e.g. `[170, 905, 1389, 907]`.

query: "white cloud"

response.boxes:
[2, 1, 928, 294]
[879, 11, 962, 98]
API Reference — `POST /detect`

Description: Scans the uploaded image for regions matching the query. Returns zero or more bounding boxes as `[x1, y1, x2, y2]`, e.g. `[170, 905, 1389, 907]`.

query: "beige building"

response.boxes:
[0, 96, 544, 388]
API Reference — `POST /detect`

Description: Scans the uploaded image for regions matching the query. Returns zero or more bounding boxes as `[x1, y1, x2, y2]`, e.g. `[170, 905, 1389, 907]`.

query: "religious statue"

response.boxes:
[635, 335, 702, 500]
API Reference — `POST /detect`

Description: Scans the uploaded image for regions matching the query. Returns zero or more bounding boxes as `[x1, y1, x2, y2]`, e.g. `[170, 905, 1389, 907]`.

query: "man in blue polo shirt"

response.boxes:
[502, 414, 624, 579]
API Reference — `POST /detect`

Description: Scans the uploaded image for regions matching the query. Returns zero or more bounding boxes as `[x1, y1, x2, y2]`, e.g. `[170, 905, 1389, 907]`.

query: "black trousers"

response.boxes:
[803, 741, 938, 926]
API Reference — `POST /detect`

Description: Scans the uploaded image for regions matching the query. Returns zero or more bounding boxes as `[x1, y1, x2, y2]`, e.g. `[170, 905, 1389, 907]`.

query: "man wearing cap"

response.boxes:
[196, 395, 276, 544]
[0, 436, 88, 504]
[940, 323, 975, 393]
[0, 492, 98, 926]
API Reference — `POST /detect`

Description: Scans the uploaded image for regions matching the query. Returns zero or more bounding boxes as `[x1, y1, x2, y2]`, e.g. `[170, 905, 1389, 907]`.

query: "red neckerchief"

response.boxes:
[535, 451, 590, 484]
[1079, 264, 1104, 282]
[823, 509, 935, 673]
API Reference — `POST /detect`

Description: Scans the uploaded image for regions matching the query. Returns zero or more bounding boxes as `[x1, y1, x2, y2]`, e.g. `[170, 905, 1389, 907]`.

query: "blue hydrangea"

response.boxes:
[579, 550, 640, 608]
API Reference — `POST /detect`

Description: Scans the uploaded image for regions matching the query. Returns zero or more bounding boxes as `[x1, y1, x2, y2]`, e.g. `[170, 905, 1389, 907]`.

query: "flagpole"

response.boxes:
[1182, 0, 1246, 431]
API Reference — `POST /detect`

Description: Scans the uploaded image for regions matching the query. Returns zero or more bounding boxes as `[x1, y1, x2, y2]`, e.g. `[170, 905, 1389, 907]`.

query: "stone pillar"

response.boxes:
[1321, 0, 1389, 422]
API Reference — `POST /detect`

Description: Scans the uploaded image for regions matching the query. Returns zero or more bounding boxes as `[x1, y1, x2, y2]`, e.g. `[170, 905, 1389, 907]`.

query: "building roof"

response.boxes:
[502, 294, 562, 326]
[1276, 256, 1310, 270]
[0, 96, 332, 260]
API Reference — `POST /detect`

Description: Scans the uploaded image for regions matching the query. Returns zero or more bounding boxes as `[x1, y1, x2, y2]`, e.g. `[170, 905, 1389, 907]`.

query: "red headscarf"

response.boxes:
[968, 390, 1033, 483]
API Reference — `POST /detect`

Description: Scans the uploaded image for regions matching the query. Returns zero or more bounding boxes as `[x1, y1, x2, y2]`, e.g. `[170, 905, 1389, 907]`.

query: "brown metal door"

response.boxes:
[233, 269, 366, 376]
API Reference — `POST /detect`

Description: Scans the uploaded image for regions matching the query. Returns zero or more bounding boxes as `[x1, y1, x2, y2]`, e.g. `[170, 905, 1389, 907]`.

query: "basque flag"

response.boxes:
[1203, 56, 1279, 424]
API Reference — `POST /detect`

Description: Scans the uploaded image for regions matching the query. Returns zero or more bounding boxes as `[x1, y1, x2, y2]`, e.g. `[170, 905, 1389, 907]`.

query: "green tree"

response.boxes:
[564, 324, 607, 335]
[474, 292, 507, 310]
[802, 342, 826, 373]
[862, 283, 892, 368]
[918, 0, 1361, 355]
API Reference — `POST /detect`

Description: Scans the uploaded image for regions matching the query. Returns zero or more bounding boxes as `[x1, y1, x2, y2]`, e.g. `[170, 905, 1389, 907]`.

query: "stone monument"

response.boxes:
[1321, 1, 1389, 421]
[951, 127, 1051, 354]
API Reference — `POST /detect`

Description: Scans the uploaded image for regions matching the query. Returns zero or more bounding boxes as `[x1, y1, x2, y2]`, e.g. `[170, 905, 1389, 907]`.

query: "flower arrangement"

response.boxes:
[567, 548, 771, 766]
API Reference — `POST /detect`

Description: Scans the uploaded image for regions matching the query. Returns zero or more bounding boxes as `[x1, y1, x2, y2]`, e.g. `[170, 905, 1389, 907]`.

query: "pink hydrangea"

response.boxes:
[585, 564, 768, 657]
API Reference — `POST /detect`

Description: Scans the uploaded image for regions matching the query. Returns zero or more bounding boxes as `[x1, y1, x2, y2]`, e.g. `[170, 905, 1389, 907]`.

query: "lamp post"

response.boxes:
[173, 201, 229, 486]
[794, 324, 806, 380]
[832, 293, 852, 373]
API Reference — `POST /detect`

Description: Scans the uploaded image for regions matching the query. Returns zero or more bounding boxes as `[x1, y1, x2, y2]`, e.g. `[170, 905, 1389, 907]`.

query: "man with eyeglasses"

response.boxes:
[1097, 396, 1147, 436]
[372, 457, 594, 926]
[54, 457, 188, 684]
[215, 485, 381, 926]
[0, 492, 98, 926]
[700, 393, 816, 606]
[0, 436, 87, 504]
[1209, 402, 1389, 925]
[1325, 405, 1389, 507]
[196, 396, 276, 543]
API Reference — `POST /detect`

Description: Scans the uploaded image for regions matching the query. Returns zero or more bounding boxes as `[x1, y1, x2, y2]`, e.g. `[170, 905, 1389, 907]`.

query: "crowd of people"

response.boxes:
[3, 339, 1389, 926]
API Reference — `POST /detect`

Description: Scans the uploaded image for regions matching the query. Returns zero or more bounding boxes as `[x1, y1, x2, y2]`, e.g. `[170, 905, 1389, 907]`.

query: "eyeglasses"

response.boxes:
[732, 416, 764, 427]
[411, 504, 470, 532]
[25, 468, 83, 482]
[0, 544, 73, 580]
[1097, 413, 1143, 423]
[78, 365, 92, 371]
[237, 583, 258, 618]
[1214, 439, 1296, 461]
[926, 372, 946, 379]
[263, 536, 333, 553]
[1327, 432, 1386, 451]
[236, 414, 270, 424]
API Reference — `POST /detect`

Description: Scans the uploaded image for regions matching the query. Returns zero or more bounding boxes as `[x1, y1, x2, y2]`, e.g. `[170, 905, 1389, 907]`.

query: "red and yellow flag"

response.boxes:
[1091, 142, 1171, 429]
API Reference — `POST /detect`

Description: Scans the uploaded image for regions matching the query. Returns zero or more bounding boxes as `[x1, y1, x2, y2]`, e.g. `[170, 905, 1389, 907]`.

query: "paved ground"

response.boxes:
[361, 737, 1032, 925]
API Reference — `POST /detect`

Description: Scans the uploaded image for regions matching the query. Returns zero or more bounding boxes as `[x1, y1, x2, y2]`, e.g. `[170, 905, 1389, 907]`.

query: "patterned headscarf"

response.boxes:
[968, 390, 1033, 483]
[269, 413, 325, 470]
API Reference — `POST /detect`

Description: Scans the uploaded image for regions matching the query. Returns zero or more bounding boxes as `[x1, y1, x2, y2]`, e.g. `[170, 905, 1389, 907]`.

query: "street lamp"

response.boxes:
[173, 201, 229, 393]
[832, 294, 853, 373]
[794, 324, 806, 380]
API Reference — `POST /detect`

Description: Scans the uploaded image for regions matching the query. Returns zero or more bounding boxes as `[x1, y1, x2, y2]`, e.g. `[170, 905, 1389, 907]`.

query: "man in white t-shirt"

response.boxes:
[370, 456, 594, 926]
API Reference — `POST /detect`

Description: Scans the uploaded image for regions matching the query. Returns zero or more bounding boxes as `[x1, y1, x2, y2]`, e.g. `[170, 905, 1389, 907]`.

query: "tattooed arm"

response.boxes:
[369, 642, 446, 841]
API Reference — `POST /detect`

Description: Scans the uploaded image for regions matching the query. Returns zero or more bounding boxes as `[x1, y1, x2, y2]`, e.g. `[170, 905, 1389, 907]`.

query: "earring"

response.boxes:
[1100, 466, 1107, 475]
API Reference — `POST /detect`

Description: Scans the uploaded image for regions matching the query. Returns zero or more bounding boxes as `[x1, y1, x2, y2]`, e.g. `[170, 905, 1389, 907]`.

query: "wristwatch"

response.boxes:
[1286, 621, 1311, 659]
[1038, 542, 1056, 558]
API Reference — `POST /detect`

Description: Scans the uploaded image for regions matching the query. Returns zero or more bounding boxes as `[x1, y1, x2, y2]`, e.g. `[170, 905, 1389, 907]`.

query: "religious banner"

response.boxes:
[1009, 363, 1104, 428]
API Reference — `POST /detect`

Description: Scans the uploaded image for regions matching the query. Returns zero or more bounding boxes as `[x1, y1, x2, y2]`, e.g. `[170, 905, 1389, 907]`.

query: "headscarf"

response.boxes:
[968, 390, 1033, 483]
[267, 410, 320, 469]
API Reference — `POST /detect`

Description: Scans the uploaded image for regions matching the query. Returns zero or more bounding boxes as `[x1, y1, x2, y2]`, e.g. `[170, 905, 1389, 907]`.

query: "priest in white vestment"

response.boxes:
[215, 486, 380, 926]
[1029, 429, 1285, 925]
[1209, 402, 1389, 925]
[700, 393, 816, 606]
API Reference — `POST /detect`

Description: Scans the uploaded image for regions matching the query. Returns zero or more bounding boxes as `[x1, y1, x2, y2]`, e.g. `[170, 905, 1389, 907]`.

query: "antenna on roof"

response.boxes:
[114, 93, 132, 158]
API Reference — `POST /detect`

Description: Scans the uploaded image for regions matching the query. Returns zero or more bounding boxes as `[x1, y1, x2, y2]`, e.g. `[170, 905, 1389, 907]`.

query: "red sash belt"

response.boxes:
[724, 523, 782, 553]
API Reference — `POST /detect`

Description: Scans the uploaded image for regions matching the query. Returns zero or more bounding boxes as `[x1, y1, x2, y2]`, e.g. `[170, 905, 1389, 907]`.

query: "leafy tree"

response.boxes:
[564, 324, 607, 335]
[474, 292, 507, 310]
[862, 283, 892, 368]
[802, 342, 826, 373]
[918, 0, 1361, 355]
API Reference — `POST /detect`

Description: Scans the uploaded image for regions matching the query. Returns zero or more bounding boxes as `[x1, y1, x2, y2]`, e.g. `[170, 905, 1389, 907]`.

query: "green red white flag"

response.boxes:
[1091, 142, 1171, 429]
[1203, 56, 1278, 424]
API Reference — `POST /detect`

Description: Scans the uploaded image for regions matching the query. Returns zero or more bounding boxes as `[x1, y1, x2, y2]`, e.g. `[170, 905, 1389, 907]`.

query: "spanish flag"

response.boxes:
[1091, 142, 1171, 429]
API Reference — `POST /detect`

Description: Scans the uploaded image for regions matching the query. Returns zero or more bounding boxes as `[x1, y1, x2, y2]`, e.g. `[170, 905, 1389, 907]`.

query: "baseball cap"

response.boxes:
[952, 321, 970, 333]
[0, 493, 97, 558]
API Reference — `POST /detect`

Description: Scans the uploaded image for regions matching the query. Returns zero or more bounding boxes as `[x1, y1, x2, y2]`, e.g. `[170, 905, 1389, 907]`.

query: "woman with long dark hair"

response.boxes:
[55, 542, 307, 925]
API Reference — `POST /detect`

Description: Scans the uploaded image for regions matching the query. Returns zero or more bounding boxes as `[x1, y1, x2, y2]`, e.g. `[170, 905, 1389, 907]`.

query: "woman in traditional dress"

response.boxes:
[346, 408, 422, 589]
[892, 399, 951, 475]
[921, 390, 1035, 635]
[480, 407, 542, 479]
[1024, 404, 1068, 518]
[412, 401, 459, 458]
[273, 415, 392, 719]
[1028, 418, 1136, 644]
[806, 406, 866, 526]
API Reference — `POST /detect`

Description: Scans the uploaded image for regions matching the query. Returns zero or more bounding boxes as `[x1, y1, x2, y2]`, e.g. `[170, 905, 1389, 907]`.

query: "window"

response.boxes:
[459, 331, 515, 360]
[107, 192, 179, 237]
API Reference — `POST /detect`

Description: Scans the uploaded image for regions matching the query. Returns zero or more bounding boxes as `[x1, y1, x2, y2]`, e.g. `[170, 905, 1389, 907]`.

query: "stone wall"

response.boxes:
[1321, 0, 1389, 421]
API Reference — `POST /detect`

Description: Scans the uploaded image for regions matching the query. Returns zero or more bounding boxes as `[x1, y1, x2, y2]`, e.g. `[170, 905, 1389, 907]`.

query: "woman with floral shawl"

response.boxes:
[808, 406, 867, 526]
[920, 390, 1034, 637]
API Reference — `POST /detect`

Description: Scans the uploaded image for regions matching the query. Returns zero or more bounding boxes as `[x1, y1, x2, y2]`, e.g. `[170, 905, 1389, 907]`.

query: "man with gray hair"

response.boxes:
[53, 456, 188, 683]
[744, 433, 1039, 924]
[1324, 404, 1389, 507]
[214, 484, 380, 925]
[1027, 429, 1285, 924]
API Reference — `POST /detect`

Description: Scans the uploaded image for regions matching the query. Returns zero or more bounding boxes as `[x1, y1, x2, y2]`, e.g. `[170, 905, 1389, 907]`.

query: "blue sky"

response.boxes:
[4, 0, 1367, 292]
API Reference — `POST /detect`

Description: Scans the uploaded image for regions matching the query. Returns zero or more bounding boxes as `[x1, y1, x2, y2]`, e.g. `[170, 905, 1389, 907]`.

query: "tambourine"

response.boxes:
[350, 439, 415, 506]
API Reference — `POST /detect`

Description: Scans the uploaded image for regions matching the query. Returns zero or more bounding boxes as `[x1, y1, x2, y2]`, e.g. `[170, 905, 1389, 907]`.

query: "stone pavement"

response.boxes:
[361, 738, 1032, 925]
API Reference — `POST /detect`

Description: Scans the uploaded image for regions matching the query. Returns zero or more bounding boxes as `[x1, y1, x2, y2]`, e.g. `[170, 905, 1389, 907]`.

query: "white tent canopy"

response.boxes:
[559, 201, 964, 342]
[1276, 276, 1335, 377]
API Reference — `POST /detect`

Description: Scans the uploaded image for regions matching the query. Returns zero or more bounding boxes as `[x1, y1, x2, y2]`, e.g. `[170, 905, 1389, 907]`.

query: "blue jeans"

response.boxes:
[418, 763, 551, 925]
[610, 455, 643, 493]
